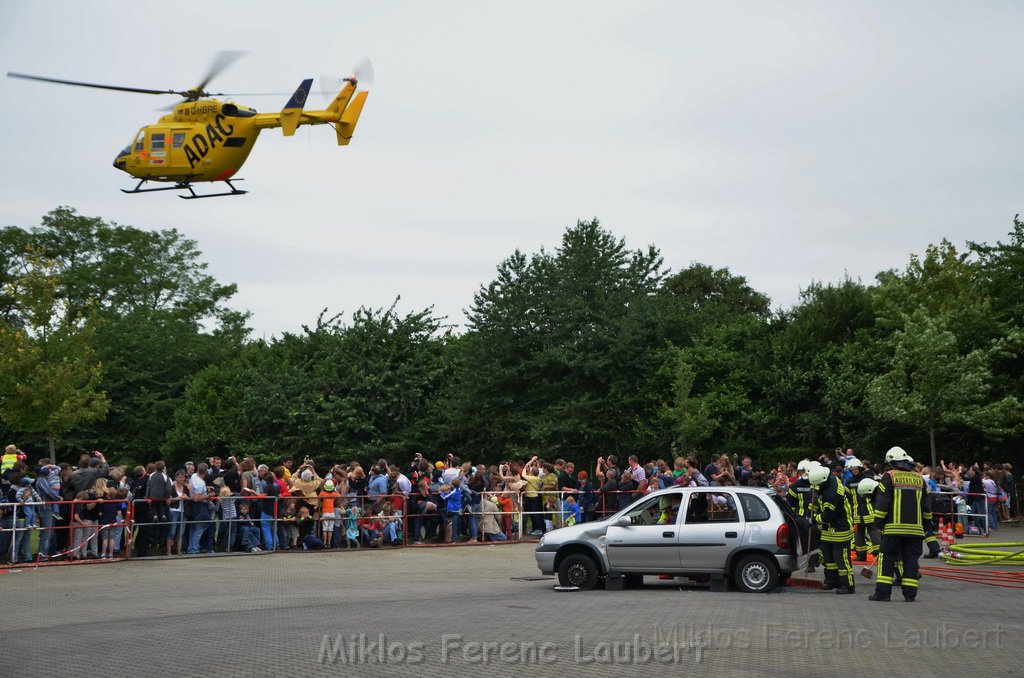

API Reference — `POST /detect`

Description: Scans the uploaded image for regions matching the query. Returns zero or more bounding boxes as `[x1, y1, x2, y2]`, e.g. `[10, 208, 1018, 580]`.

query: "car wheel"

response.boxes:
[734, 554, 779, 593]
[558, 553, 599, 590]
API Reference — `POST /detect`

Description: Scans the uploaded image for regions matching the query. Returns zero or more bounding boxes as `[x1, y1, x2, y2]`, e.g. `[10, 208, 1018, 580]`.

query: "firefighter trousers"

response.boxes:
[821, 539, 854, 588]
[875, 534, 922, 599]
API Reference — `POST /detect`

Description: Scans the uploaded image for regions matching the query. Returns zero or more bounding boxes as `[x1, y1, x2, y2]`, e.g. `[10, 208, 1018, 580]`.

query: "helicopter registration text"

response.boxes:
[183, 114, 237, 168]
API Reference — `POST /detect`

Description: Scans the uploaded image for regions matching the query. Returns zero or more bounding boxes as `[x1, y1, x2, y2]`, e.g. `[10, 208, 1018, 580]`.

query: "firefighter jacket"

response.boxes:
[787, 478, 813, 518]
[813, 474, 853, 542]
[872, 466, 931, 538]
[847, 476, 874, 524]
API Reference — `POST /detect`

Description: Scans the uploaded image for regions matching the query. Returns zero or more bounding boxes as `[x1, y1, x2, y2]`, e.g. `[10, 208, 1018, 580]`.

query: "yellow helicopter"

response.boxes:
[7, 52, 369, 199]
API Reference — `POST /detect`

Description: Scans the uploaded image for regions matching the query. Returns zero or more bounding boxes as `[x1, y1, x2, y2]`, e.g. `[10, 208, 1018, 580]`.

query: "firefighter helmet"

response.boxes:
[797, 459, 820, 474]
[884, 446, 912, 464]
[807, 465, 831, 487]
[845, 457, 863, 469]
[857, 478, 879, 496]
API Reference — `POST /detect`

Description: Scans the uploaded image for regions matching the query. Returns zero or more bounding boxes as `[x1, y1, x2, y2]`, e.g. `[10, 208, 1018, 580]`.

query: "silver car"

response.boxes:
[535, 486, 810, 593]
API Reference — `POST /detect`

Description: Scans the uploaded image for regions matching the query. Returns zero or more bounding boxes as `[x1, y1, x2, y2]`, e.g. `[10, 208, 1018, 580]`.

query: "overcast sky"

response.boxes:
[2, 1, 1022, 338]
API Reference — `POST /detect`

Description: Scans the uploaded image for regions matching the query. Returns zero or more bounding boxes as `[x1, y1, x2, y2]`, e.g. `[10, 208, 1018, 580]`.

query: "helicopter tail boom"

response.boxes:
[252, 78, 367, 144]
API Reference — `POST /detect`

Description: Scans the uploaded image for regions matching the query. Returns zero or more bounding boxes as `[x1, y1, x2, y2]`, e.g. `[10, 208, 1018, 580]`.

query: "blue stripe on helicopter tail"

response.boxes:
[284, 79, 313, 110]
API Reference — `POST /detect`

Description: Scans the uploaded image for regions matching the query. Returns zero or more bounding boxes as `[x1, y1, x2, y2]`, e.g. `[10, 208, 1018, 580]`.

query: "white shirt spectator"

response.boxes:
[189, 473, 208, 500]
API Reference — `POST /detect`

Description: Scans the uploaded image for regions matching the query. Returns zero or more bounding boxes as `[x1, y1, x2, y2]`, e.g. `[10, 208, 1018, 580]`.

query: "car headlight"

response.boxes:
[538, 534, 545, 547]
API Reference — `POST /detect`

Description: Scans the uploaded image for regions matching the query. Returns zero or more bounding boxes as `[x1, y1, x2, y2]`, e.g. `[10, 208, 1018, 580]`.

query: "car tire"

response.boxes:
[734, 554, 779, 593]
[558, 553, 599, 590]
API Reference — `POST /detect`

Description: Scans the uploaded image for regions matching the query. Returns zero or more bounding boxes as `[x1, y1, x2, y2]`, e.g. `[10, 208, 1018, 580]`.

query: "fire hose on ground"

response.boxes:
[918, 542, 1024, 589]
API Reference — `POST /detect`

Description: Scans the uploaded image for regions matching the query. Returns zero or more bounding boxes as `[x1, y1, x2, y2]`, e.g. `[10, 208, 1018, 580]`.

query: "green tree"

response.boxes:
[452, 219, 668, 462]
[0, 257, 109, 462]
[865, 310, 1020, 467]
[1, 207, 247, 460]
[971, 215, 1024, 405]
[165, 303, 449, 465]
[649, 264, 772, 456]
[763, 277, 877, 453]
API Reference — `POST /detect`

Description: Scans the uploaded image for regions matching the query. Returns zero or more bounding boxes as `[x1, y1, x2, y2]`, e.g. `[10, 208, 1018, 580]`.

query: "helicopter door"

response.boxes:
[147, 130, 168, 169]
[169, 131, 187, 173]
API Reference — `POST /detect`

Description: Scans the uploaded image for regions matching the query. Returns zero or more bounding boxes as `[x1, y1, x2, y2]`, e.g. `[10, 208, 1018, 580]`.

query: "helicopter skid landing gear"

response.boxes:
[121, 178, 247, 198]
[179, 179, 247, 199]
[121, 179, 186, 194]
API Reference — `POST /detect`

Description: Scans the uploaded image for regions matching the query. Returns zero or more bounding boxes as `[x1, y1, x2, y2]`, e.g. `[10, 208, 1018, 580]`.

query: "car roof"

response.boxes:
[646, 485, 778, 499]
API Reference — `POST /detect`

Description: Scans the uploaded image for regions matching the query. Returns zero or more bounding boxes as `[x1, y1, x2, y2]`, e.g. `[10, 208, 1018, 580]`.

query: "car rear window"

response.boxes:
[739, 493, 770, 522]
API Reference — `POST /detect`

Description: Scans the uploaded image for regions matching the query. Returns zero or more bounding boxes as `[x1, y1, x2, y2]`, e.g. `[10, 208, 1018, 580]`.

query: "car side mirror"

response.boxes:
[614, 516, 630, 527]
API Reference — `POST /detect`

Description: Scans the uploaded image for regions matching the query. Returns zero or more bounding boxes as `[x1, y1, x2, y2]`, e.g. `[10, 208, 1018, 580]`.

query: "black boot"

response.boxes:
[868, 593, 890, 602]
[835, 585, 855, 595]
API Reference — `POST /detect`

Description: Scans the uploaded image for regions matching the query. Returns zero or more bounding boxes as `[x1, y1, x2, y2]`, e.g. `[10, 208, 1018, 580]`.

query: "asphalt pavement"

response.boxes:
[1, 531, 1022, 677]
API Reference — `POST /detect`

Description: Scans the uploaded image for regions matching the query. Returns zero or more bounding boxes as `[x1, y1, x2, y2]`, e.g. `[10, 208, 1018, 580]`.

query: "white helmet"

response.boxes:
[885, 446, 912, 464]
[797, 459, 821, 474]
[807, 465, 830, 487]
[845, 457, 863, 469]
[857, 478, 879, 496]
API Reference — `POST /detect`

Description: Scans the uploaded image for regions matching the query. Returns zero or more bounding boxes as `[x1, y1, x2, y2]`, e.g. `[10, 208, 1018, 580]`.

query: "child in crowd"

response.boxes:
[217, 485, 237, 551]
[13, 477, 40, 562]
[341, 505, 361, 548]
[562, 494, 581, 526]
[318, 480, 341, 549]
[98, 486, 122, 559]
[278, 498, 299, 550]
[360, 505, 383, 547]
[236, 501, 262, 553]
[14, 477, 40, 528]
[71, 491, 100, 560]
[297, 505, 316, 543]
[439, 479, 463, 543]
[378, 500, 401, 546]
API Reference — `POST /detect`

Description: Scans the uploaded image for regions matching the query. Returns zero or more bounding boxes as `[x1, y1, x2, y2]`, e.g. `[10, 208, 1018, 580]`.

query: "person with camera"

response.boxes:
[288, 461, 322, 513]
[520, 456, 545, 535]
[66, 452, 108, 496]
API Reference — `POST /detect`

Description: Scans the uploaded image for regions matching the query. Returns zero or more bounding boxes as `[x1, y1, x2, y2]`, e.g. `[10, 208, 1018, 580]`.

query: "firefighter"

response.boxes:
[788, 459, 817, 519]
[845, 458, 873, 562]
[869, 446, 931, 602]
[808, 464, 855, 594]
[855, 477, 881, 560]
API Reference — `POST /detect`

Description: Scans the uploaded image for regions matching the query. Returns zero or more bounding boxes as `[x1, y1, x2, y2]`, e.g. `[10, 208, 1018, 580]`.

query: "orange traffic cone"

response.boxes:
[946, 521, 955, 546]
[938, 517, 945, 541]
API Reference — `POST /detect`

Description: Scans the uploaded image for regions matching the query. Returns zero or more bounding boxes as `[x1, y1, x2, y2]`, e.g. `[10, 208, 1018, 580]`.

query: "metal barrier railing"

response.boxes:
[1, 497, 131, 566]
[931, 490, 993, 536]
[8, 479, 1006, 567]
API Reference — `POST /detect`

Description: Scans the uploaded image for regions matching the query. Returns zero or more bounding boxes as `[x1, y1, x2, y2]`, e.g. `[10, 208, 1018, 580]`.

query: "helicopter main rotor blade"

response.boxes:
[7, 72, 177, 96]
[194, 50, 245, 94]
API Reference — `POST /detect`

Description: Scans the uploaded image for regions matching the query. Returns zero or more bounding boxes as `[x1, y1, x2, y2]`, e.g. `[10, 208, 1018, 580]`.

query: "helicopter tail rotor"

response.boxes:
[349, 58, 374, 87]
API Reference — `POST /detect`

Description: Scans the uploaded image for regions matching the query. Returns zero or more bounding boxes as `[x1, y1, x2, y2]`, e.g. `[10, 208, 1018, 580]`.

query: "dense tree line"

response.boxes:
[1, 208, 1021, 469]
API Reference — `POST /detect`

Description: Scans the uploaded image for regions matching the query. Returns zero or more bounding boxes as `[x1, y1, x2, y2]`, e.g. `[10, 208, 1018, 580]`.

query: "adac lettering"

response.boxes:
[183, 114, 237, 168]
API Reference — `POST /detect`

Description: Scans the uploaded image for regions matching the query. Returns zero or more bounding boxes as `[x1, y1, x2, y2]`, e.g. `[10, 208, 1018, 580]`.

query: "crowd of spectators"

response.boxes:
[0, 443, 1017, 565]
